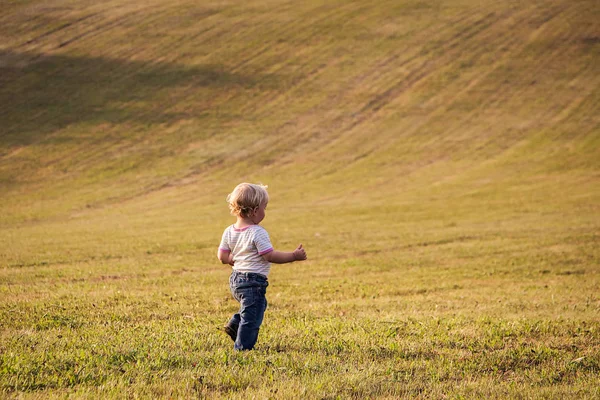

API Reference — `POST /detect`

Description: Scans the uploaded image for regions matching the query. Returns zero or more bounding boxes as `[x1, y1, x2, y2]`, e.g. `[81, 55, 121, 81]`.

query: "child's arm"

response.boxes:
[262, 244, 307, 264]
[217, 249, 234, 265]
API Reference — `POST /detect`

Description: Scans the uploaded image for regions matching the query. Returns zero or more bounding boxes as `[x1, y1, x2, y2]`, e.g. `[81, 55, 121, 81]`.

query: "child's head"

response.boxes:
[227, 183, 269, 218]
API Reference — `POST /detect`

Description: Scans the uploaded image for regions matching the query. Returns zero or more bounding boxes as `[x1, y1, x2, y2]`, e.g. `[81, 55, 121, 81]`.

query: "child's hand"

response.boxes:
[293, 244, 307, 261]
[228, 253, 235, 266]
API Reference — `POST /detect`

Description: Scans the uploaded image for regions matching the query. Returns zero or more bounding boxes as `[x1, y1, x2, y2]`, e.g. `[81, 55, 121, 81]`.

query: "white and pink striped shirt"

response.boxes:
[219, 224, 274, 276]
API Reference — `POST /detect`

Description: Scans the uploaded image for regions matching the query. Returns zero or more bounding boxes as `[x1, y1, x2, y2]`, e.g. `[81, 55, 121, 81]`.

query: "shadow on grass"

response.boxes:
[0, 50, 277, 151]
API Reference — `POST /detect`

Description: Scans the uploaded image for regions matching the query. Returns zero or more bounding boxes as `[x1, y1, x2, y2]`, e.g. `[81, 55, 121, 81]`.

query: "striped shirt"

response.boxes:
[219, 224, 274, 277]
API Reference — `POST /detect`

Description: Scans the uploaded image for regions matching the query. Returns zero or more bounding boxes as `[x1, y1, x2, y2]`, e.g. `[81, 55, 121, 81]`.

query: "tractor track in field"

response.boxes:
[20, 13, 100, 47]
[254, 7, 480, 113]
[198, 2, 576, 177]
[248, 0, 596, 183]
[417, 4, 570, 125]
[165, 2, 367, 108]
[474, 5, 591, 128]
[55, 10, 151, 49]
[1, 3, 233, 170]
[250, 6, 518, 159]
[331, 10, 531, 127]
[245, 7, 488, 147]
[316, 2, 571, 150]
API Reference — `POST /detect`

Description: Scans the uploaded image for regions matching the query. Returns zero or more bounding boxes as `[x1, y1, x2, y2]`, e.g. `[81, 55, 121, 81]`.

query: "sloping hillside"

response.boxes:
[1, 0, 598, 225]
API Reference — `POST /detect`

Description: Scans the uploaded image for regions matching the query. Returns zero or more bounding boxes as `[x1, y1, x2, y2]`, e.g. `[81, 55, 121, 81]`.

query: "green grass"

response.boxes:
[1, 0, 599, 398]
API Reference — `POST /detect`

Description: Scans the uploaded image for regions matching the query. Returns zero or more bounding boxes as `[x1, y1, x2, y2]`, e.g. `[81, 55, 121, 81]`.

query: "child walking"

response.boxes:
[217, 183, 307, 350]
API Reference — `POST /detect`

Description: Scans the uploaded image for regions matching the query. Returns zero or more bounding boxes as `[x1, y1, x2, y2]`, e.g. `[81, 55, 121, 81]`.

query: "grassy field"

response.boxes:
[1, 0, 599, 398]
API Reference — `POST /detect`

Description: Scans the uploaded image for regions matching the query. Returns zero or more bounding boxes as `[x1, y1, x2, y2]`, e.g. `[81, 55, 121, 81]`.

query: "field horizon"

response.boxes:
[1, 0, 599, 398]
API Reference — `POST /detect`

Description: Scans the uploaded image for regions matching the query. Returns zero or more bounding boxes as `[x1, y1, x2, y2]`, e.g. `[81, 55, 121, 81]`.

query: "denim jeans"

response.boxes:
[228, 271, 268, 351]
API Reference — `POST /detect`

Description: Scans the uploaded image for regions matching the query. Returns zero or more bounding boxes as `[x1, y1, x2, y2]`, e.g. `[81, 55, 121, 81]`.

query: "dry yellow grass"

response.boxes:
[1, 0, 599, 398]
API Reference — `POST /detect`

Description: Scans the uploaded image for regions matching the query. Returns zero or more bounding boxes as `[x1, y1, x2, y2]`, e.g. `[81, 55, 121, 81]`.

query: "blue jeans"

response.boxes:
[228, 271, 268, 351]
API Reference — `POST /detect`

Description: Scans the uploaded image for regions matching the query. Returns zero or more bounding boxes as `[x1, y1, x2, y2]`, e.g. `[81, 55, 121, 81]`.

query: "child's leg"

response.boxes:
[234, 285, 267, 351]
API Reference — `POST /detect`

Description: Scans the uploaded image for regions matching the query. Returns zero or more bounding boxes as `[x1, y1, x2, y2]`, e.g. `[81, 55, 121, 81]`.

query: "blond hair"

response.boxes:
[226, 183, 269, 217]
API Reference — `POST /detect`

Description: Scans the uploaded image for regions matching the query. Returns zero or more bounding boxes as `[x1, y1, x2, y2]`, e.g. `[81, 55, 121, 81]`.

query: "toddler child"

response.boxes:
[217, 183, 307, 350]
